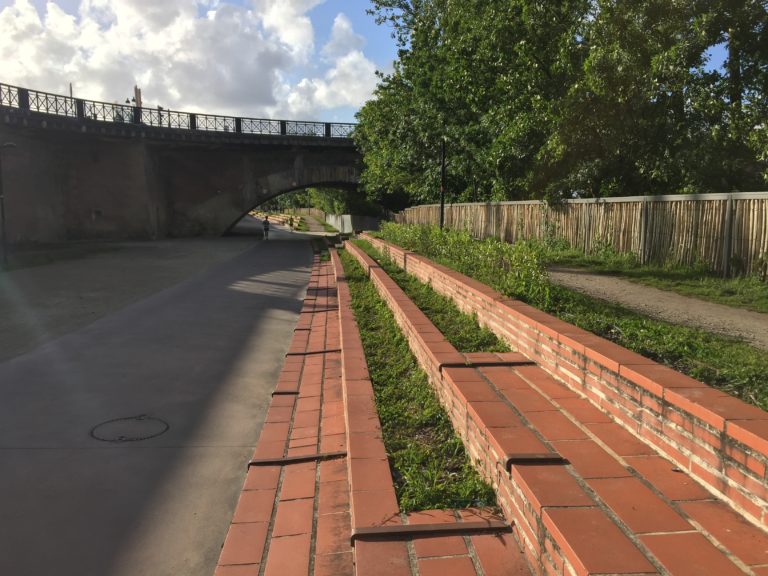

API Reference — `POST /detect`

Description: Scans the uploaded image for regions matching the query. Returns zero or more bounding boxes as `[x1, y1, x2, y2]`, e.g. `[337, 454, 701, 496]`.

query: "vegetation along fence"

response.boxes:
[394, 192, 768, 276]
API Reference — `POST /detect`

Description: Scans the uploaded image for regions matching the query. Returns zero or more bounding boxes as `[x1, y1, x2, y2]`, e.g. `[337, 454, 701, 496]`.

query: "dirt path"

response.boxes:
[549, 267, 768, 351]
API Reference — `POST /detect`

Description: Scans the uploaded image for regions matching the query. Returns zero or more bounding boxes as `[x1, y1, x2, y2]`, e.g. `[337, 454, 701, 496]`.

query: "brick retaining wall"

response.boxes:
[359, 234, 768, 529]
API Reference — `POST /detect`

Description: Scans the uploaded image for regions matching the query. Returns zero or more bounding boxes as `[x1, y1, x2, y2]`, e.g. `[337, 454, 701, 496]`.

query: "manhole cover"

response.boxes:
[90, 415, 169, 443]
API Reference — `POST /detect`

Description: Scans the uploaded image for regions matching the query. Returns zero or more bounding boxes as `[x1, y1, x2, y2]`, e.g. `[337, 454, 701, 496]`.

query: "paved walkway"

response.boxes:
[0, 235, 313, 576]
[549, 267, 768, 351]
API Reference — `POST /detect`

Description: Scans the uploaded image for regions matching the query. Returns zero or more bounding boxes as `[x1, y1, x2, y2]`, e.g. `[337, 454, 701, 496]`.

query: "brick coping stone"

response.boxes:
[349, 237, 768, 576]
[214, 251, 530, 576]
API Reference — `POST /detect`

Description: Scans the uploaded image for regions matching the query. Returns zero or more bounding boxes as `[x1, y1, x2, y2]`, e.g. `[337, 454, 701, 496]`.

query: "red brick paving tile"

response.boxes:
[551, 440, 632, 479]
[316, 511, 352, 555]
[625, 455, 711, 501]
[289, 426, 317, 440]
[445, 367, 486, 383]
[586, 422, 656, 456]
[588, 477, 692, 534]
[243, 466, 281, 491]
[455, 379, 503, 402]
[502, 388, 559, 413]
[640, 532, 744, 576]
[511, 464, 594, 513]
[418, 556, 477, 576]
[265, 405, 294, 423]
[218, 522, 269, 566]
[318, 479, 349, 515]
[468, 401, 519, 428]
[487, 426, 551, 459]
[349, 458, 393, 492]
[232, 489, 277, 524]
[350, 489, 400, 528]
[524, 411, 589, 441]
[289, 435, 318, 449]
[407, 509, 457, 524]
[263, 533, 311, 576]
[413, 535, 468, 558]
[296, 396, 321, 412]
[320, 458, 348, 483]
[619, 363, 707, 397]
[480, 367, 532, 391]
[664, 387, 731, 431]
[582, 337, 656, 372]
[279, 462, 316, 501]
[271, 498, 314, 537]
[214, 564, 260, 575]
[314, 551, 354, 576]
[544, 507, 656, 575]
[354, 540, 412, 576]
[286, 445, 319, 457]
[727, 419, 768, 455]
[471, 533, 530, 576]
[319, 432, 346, 452]
[680, 499, 768, 566]
[258, 422, 291, 443]
[348, 432, 388, 460]
[292, 409, 320, 429]
[252, 440, 287, 460]
[557, 397, 613, 423]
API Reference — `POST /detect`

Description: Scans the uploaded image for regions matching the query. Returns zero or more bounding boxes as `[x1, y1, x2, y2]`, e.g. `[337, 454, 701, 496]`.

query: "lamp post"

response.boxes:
[0, 142, 18, 269]
[439, 136, 446, 230]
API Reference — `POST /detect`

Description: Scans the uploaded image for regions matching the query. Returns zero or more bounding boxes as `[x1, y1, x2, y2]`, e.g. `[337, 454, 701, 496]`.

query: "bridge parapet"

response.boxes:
[0, 82, 355, 140]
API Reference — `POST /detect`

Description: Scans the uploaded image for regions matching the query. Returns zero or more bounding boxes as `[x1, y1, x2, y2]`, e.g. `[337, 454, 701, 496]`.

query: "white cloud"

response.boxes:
[0, 0, 379, 120]
[322, 13, 364, 59]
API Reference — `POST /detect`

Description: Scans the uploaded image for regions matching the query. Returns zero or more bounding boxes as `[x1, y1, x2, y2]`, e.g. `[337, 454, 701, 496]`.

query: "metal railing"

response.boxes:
[0, 82, 356, 139]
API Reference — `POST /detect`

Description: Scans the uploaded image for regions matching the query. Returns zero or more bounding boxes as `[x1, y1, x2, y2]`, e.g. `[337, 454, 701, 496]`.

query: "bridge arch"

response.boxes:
[0, 82, 360, 243]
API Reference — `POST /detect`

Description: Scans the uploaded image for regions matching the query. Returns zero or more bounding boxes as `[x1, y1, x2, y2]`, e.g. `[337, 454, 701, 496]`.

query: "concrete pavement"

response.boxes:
[0, 233, 313, 575]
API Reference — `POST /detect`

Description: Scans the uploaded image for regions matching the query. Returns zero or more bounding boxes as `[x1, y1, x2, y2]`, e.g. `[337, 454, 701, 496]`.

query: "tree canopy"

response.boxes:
[355, 0, 767, 204]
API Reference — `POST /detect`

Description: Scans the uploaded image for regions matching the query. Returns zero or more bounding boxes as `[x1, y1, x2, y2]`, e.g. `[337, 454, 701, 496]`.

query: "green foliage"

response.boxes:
[261, 187, 383, 216]
[353, 239, 509, 353]
[357, 0, 767, 204]
[377, 222, 550, 308]
[339, 249, 496, 511]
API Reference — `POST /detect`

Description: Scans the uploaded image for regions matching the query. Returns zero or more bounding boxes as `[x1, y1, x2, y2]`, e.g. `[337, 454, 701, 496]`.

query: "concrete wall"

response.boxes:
[325, 214, 381, 234]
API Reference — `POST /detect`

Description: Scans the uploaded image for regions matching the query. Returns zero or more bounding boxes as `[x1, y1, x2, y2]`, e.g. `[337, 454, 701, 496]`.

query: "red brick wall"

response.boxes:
[359, 234, 768, 527]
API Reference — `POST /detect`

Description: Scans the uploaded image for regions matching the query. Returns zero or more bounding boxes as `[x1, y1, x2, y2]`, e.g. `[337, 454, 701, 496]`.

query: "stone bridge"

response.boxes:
[0, 83, 360, 243]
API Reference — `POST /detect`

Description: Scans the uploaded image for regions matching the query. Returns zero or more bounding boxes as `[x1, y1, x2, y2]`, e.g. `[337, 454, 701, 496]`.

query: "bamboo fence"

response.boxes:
[393, 192, 768, 276]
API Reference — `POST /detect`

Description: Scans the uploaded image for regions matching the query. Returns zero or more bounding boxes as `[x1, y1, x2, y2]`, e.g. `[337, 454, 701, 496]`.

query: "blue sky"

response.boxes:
[0, 0, 399, 122]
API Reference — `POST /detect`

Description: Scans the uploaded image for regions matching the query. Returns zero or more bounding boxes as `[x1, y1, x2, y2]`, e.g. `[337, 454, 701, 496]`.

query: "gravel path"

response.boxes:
[549, 267, 768, 351]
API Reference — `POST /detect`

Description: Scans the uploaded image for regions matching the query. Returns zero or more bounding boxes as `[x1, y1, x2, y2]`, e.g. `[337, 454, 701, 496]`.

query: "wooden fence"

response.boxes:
[393, 192, 768, 276]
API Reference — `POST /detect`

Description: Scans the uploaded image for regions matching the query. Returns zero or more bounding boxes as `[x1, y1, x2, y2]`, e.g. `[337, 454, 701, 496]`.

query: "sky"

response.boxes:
[0, 0, 399, 122]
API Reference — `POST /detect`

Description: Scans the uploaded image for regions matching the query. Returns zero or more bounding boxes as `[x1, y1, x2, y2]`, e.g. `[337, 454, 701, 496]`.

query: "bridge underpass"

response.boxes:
[0, 82, 360, 246]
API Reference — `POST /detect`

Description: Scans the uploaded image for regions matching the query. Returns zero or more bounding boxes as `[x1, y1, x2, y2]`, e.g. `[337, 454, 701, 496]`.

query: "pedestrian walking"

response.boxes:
[289, 216, 294, 232]
[263, 216, 270, 240]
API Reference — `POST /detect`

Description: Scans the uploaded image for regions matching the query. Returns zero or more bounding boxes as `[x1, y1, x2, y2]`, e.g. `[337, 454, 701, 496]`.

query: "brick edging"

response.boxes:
[359, 233, 768, 526]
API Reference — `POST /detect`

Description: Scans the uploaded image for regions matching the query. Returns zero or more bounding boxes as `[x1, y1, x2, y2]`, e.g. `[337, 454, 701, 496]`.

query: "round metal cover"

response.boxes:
[90, 414, 169, 443]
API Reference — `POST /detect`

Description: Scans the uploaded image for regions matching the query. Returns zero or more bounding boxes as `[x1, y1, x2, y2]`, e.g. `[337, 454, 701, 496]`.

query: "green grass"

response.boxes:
[352, 240, 508, 354]
[378, 224, 768, 411]
[294, 217, 309, 232]
[315, 217, 339, 233]
[339, 248, 497, 512]
[547, 247, 768, 314]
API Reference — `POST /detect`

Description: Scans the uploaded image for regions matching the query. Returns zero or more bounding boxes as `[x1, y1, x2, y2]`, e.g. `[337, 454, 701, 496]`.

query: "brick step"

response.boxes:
[346, 239, 768, 576]
[215, 252, 530, 576]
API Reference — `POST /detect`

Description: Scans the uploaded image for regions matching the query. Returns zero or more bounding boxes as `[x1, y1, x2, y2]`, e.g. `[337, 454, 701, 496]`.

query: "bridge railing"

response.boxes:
[0, 82, 356, 139]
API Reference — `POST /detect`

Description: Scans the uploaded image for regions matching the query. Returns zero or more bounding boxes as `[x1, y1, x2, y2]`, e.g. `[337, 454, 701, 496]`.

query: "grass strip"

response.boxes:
[377, 224, 768, 411]
[339, 248, 496, 512]
[352, 239, 508, 354]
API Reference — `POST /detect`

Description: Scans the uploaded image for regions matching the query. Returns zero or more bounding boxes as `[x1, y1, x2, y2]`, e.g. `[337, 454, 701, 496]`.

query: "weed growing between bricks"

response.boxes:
[338, 248, 497, 512]
[353, 239, 509, 354]
[376, 223, 768, 410]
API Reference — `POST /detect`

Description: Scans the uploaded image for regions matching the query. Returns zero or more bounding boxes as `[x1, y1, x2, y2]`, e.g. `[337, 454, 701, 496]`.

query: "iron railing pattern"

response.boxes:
[0, 82, 355, 139]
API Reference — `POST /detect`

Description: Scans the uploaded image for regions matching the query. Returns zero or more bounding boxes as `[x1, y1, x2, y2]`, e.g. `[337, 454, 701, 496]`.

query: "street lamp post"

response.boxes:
[0, 142, 18, 269]
[439, 136, 446, 230]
